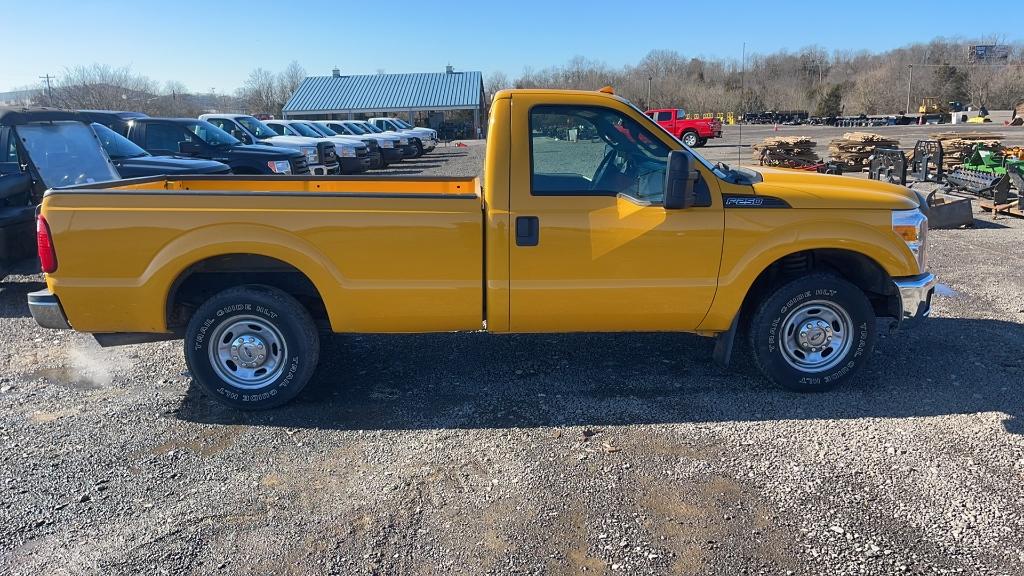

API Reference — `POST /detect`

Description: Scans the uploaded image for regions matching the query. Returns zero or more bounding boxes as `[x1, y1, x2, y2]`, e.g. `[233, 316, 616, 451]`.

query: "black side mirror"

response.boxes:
[0, 171, 32, 203]
[178, 141, 202, 155]
[664, 150, 698, 210]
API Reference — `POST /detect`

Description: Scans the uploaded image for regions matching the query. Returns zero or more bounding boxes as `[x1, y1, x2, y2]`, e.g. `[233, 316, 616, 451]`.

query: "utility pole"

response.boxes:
[39, 74, 55, 107]
[646, 76, 652, 109]
[905, 64, 913, 115]
[738, 42, 746, 166]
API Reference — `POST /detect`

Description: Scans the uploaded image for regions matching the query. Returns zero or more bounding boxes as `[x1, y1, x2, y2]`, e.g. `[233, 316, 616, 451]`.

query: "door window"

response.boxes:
[529, 105, 670, 203]
[145, 124, 190, 153]
[3, 131, 18, 164]
[655, 111, 672, 122]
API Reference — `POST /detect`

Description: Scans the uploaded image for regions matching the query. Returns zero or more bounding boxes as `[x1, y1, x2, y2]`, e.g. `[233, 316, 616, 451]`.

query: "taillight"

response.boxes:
[37, 214, 57, 274]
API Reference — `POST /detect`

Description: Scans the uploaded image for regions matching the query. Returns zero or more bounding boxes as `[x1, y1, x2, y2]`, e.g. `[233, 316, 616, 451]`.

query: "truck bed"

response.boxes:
[42, 175, 484, 334]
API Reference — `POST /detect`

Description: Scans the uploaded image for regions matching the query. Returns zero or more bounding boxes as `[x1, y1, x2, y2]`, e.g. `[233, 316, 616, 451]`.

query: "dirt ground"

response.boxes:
[2, 130, 1024, 575]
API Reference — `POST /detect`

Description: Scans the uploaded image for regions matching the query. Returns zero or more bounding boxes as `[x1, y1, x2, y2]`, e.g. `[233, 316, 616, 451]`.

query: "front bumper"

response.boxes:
[421, 138, 436, 151]
[893, 272, 936, 327]
[400, 144, 418, 158]
[28, 289, 71, 330]
[340, 156, 371, 174]
[309, 163, 331, 176]
[381, 147, 404, 163]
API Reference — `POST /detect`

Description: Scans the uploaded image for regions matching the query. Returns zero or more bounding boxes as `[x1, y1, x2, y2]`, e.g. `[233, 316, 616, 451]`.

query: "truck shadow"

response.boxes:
[176, 316, 1024, 435]
[0, 263, 45, 319]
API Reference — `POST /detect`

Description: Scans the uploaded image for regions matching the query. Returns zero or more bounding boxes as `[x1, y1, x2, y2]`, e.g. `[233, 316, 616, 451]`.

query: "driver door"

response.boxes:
[507, 98, 724, 332]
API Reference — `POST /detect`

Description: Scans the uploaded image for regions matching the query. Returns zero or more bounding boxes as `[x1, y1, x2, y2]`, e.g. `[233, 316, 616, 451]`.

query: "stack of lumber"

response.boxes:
[930, 131, 1004, 171]
[752, 136, 818, 166]
[828, 132, 900, 169]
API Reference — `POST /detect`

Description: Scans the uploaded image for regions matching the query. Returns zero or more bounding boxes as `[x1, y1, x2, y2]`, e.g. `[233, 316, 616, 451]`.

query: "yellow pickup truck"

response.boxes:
[29, 88, 935, 409]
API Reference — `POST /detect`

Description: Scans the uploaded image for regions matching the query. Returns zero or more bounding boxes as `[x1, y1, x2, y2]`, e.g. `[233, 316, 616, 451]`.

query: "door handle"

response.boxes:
[515, 216, 539, 246]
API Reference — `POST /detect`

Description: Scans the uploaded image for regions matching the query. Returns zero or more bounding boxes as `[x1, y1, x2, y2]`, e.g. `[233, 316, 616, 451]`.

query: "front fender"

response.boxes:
[698, 210, 918, 332]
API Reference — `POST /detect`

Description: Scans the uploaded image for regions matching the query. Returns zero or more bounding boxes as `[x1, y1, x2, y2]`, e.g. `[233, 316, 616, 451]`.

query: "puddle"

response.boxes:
[27, 366, 105, 390]
[935, 283, 958, 298]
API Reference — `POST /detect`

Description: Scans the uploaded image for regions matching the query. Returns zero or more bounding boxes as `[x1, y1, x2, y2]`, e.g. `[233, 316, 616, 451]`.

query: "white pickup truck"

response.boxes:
[368, 117, 437, 156]
[264, 120, 372, 174]
[199, 114, 339, 175]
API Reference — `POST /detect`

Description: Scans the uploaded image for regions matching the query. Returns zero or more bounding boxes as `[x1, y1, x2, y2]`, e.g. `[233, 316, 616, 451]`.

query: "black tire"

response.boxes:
[184, 285, 320, 410]
[748, 273, 875, 393]
[680, 130, 699, 147]
[412, 138, 424, 157]
[696, 137, 708, 147]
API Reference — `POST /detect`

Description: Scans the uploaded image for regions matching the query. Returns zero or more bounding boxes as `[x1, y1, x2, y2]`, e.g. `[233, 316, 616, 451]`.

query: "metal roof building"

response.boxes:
[282, 68, 485, 135]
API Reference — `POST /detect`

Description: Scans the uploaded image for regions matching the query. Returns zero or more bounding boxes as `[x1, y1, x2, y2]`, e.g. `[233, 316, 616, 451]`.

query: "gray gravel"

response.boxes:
[2, 134, 1024, 575]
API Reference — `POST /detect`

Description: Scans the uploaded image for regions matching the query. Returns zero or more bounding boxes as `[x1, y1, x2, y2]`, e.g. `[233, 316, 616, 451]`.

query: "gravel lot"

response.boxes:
[2, 132, 1024, 575]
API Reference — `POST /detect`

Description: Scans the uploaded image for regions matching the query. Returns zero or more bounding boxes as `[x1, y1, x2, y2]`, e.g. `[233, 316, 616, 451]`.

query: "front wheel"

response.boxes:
[748, 273, 876, 392]
[184, 285, 320, 410]
[680, 130, 699, 147]
[696, 137, 708, 147]
[412, 138, 424, 157]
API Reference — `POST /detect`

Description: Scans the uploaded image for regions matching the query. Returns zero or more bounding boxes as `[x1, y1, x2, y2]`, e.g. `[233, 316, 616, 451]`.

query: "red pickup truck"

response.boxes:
[646, 108, 721, 147]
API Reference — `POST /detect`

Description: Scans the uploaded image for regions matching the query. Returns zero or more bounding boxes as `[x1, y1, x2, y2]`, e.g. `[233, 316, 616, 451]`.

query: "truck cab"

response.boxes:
[645, 108, 722, 147]
[200, 114, 338, 175]
[368, 117, 436, 156]
[122, 118, 310, 176]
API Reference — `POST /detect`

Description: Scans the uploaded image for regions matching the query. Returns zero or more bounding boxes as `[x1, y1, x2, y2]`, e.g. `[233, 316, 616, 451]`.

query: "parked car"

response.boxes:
[263, 120, 371, 174]
[645, 108, 721, 147]
[90, 123, 231, 178]
[337, 121, 418, 159]
[1, 107, 123, 280]
[79, 109, 150, 133]
[313, 121, 403, 167]
[199, 114, 338, 175]
[117, 117, 310, 175]
[368, 117, 436, 156]
[30, 88, 935, 410]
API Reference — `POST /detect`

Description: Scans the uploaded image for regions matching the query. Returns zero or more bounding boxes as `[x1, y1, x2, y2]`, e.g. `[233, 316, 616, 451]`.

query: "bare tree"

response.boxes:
[276, 60, 307, 111]
[237, 68, 279, 115]
[48, 64, 157, 112]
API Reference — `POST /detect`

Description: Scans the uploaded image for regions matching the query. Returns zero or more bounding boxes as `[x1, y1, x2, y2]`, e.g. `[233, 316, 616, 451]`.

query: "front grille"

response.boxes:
[364, 139, 379, 151]
[356, 147, 368, 158]
[318, 142, 337, 164]
[290, 156, 310, 175]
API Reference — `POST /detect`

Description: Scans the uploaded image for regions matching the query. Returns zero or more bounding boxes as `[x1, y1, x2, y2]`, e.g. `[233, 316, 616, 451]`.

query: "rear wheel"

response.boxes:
[680, 130, 699, 147]
[748, 273, 876, 392]
[184, 285, 319, 410]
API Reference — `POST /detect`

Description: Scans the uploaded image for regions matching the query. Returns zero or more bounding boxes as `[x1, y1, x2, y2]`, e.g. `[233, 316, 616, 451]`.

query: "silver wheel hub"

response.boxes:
[208, 315, 287, 390]
[779, 300, 852, 373]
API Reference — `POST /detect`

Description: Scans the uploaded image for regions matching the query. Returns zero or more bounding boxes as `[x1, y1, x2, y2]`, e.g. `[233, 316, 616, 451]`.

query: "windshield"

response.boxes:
[236, 116, 280, 139]
[391, 118, 414, 129]
[289, 122, 322, 138]
[17, 121, 121, 187]
[91, 123, 149, 159]
[184, 121, 239, 147]
[311, 123, 338, 136]
[340, 123, 367, 135]
[360, 123, 383, 133]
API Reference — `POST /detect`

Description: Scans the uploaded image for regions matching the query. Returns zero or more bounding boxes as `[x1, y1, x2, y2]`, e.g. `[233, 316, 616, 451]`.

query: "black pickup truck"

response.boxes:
[80, 112, 310, 176]
[0, 107, 232, 280]
[1, 108, 123, 279]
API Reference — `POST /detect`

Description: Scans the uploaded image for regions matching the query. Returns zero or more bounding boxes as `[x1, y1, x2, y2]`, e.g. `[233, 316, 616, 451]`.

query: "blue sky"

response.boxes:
[3, 0, 1018, 93]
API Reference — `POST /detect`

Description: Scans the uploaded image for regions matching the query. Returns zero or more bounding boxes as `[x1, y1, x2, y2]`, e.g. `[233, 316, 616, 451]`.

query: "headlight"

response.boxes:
[301, 146, 319, 164]
[398, 137, 408, 145]
[267, 160, 291, 174]
[892, 208, 928, 271]
[339, 147, 356, 158]
[380, 139, 394, 148]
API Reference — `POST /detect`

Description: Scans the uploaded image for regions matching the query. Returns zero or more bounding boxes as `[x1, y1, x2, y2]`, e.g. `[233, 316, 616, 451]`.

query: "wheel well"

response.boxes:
[166, 254, 328, 331]
[738, 249, 896, 324]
